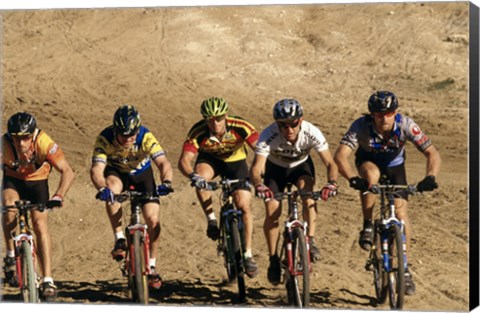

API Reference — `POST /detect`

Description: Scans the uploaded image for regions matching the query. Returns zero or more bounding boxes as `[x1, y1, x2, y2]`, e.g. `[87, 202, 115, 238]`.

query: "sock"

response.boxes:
[114, 231, 125, 242]
[244, 249, 252, 258]
[207, 212, 216, 221]
[6, 250, 15, 258]
[149, 258, 156, 269]
[43, 277, 53, 284]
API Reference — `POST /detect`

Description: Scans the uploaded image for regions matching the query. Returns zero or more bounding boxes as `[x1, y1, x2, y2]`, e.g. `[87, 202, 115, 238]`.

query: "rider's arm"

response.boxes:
[178, 150, 197, 178]
[422, 145, 441, 178]
[152, 154, 173, 183]
[51, 158, 75, 198]
[318, 149, 339, 183]
[90, 161, 108, 191]
[334, 143, 357, 180]
[250, 153, 267, 187]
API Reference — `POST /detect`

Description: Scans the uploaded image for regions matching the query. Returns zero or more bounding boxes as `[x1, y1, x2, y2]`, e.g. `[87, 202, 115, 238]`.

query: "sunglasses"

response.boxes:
[278, 119, 301, 129]
[373, 111, 396, 118]
[205, 115, 226, 123]
[12, 134, 33, 141]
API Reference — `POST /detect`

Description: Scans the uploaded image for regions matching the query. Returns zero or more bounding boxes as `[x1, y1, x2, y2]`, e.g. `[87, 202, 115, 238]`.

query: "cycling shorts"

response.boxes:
[264, 156, 315, 194]
[104, 165, 160, 205]
[356, 160, 408, 200]
[2, 175, 49, 204]
[195, 152, 251, 191]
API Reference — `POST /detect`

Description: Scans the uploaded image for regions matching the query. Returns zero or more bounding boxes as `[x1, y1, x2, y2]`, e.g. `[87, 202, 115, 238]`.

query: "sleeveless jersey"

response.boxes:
[255, 120, 329, 168]
[92, 125, 165, 175]
[339, 114, 432, 167]
[182, 116, 258, 162]
[2, 129, 65, 181]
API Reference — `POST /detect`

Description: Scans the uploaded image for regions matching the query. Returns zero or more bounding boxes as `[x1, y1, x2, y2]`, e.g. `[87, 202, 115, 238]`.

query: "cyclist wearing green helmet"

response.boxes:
[178, 97, 260, 278]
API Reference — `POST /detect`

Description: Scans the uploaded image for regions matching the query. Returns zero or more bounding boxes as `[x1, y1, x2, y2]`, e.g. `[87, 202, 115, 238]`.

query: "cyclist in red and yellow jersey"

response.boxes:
[1, 112, 75, 301]
[90, 105, 173, 290]
[178, 97, 259, 278]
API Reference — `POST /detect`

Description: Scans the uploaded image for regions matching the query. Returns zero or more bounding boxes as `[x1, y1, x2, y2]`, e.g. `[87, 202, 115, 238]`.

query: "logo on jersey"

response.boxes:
[411, 125, 421, 136]
[49, 144, 59, 155]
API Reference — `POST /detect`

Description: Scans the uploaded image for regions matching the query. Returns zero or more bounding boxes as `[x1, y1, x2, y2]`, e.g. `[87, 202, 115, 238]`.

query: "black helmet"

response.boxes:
[273, 98, 304, 121]
[368, 91, 398, 113]
[113, 105, 141, 136]
[7, 112, 37, 136]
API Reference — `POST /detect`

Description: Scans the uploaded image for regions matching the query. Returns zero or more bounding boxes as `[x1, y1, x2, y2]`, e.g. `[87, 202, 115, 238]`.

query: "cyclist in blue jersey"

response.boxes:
[334, 91, 441, 296]
[90, 105, 174, 290]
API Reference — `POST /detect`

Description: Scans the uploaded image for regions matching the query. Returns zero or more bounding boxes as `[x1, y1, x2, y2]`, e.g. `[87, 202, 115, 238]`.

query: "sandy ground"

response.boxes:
[0, 2, 470, 311]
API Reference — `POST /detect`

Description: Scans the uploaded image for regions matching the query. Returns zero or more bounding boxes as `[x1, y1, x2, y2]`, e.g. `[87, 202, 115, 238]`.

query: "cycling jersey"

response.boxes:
[92, 125, 165, 175]
[182, 116, 258, 162]
[339, 114, 432, 167]
[2, 129, 65, 181]
[255, 120, 329, 168]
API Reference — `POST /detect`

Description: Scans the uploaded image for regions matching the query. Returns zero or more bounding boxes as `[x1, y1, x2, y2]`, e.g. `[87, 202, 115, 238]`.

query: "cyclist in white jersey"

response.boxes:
[334, 91, 441, 296]
[250, 98, 338, 285]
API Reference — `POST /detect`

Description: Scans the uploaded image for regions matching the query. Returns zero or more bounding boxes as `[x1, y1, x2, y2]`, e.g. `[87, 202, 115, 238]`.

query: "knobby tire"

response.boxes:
[290, 228, 310, 307]
[230, 218, 246, 303]
[133, 230, 149, 304]
[21, 241, 38, 303]
[388, 224, 405, 309]
[372, 224, 387, 304]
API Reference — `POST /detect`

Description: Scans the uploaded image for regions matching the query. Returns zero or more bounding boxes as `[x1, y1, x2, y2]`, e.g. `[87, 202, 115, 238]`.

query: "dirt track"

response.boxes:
[0, 2, 470, 311]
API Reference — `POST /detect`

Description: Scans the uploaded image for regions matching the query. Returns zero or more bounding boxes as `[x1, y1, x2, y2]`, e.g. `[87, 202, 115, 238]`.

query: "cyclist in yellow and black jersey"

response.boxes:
[90, 105, 173, 290]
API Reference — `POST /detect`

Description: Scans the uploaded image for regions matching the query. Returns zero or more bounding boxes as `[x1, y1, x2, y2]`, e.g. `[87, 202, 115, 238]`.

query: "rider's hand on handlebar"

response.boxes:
[157, 180, 174, 196]
[96, 187, 115, 204]
[416, 175, 438, 192]
[255, 184, 273, 200]
[320, 182, 338, 201]
[46, 194, 63, 209]
[349, 176, 370, 192]
[189, 173, 209, 190]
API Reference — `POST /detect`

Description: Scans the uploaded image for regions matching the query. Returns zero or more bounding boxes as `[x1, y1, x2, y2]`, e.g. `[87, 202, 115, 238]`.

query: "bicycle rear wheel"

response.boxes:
[372, 225, 387, 304]
[387, 224, 405, 309]
[21, 241, 38, 303]
[230, 218, 246, 303]
[132, 230, 149, 304]
[288, 228, 310, 307]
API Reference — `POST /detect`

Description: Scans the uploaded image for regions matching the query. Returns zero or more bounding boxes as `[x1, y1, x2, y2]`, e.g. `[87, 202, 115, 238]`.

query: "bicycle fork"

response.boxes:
[124, 225, 151, 277]
[284, 222, 312, 276]
[13, 235, 38, 289]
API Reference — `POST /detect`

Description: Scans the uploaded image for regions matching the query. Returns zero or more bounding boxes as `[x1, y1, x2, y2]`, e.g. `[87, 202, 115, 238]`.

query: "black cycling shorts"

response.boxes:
[104, 165, 160, 204]
[2, 176, 50, 204]
[195, 152, 251, 191]
[264, 156, 315, 194]
[356, 160, 409, 200]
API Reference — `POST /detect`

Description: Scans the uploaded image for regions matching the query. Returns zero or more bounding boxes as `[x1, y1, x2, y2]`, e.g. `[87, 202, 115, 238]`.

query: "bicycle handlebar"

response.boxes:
[2, 201, 48, 213]
[365, 184, 418, 195]
[114, 190, 158, 203]
[273, 189, 323, 201]
[205, 179, 251, 191]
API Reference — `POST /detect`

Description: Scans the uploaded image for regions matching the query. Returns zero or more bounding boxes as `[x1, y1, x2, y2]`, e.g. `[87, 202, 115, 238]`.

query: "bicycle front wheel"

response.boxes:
[372, 226, 387, 304]
[387, 224, 405, 309]
[230, 218, 246, 303]
[132, 230, 149, 304]
[287, 228, 310, 307]
[21, 241, 38, 303]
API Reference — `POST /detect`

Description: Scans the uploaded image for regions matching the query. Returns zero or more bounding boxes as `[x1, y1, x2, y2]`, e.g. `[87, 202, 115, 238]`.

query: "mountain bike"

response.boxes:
[274, 183, 322, 308]
[2, 200, 49, 303]
[364, 177, 417, 310]
[113, 189, 157, 304]
[206, 178, 249, 303]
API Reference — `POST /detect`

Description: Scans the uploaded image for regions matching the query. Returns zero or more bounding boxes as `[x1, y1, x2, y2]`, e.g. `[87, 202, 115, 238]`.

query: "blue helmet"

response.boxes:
[368, 91, 398, 113]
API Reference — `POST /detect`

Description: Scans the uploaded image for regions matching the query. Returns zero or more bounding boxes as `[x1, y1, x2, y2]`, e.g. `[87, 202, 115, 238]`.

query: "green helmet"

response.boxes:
[200, 97, 229, 118]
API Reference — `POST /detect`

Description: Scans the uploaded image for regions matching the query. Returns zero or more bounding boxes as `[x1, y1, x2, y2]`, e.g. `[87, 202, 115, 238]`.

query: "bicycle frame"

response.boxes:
[278, 184, 312, 276]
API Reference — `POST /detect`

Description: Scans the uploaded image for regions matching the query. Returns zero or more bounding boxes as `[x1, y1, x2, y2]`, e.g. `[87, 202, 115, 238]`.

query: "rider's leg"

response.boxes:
[105, 175, 124, 235]
[31, 209, 52, 278]
[233, 189, 253, 253]
[357, 162, 380, 250]
[193, 163, 215, 218]
[394, 198, 410, 256]
[263, 199, 282, 257]
[296, 175, 316, 238]
[1, 189, 20, 254]
[142, 202, 161, 261]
